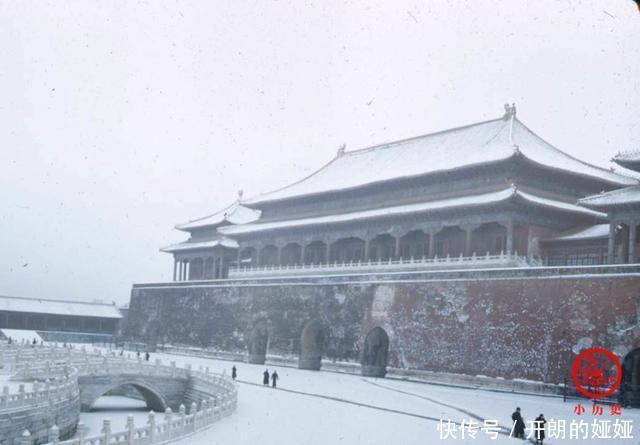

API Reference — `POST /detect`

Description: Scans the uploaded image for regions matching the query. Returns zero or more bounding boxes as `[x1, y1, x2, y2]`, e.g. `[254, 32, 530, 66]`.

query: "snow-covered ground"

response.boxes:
[79, 396, 149, 436]
[9, 345, 634, 444]
[135, 352, 639, 445]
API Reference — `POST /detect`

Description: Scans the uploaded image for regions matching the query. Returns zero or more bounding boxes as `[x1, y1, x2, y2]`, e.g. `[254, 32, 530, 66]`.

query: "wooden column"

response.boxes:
[173, 259, 178, 282]
[506, 220, 514, 254]
[464, 226, 473, 256]
[277, 245, 283, 266]
[325, 241, 331, 263]
[301, 244, 306, 264]
[608, 220, 616, 264]
[428, 231, 436, 258]
[236, 249, 241, 269]
[629, 222, 637, 264]
[394, 235, 401, 258]
[364, 239, 370, 261]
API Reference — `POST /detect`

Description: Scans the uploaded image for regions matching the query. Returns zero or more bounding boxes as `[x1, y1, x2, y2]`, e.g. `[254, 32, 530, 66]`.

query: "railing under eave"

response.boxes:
[228, 251, 544, 279]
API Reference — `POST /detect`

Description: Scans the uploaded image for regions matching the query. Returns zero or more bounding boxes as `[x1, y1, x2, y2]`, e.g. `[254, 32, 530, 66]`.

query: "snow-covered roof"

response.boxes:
[613, 150, 640, 173]
[578, 185, 640, 209]
[0, 295, 122, 319]
[220, 187, 605, 236]
[160, 237, 239, 253]
[545, 224, 610, 242]
[176, 201, 261, 231]
[243, 113, 635, 205]
[0, 329, 43, 343]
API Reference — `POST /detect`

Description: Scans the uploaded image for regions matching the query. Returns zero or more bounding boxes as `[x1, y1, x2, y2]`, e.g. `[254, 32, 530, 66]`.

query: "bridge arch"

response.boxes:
[248, 320, 269, 364]
[80, 378, 169, 412]
[299, 320, 324, 370]
[361, 327, 389, 377]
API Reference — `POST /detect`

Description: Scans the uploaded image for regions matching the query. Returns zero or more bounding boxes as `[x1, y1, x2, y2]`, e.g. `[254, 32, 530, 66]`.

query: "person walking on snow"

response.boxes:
[145, 352, 150, 361]
[271, 370, 279, 388]
[231, 365, 237, 380]
[511, 407, 525, 439]
[263, 369, 270, 386]
[534, 414, 546, 444]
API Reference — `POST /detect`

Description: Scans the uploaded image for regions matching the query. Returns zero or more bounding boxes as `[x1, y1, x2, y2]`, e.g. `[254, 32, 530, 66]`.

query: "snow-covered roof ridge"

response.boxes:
[221, 187, 604, 236]
[242, 111, 635, 205]
[579, 185, 640, 208]
[160, 237, 239, 253]
[544, 224, 610, 242]
[0, 295, 122, 319]
[615, 149, 640, 162]
[176, 201, 262, 231]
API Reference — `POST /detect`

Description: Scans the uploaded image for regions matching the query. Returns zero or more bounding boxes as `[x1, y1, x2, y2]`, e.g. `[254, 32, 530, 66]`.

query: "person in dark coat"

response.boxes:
[534, 414, 546, 444]
[231, 365, 237, 380]
[511, 407, 525, 439]
[145, 352, 150, 361]
[263, 369, 270, 386]
[271, 370, 279, 388]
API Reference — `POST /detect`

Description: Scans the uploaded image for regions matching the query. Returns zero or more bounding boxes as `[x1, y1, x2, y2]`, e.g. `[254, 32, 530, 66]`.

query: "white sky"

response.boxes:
[1, 0, 639, 305]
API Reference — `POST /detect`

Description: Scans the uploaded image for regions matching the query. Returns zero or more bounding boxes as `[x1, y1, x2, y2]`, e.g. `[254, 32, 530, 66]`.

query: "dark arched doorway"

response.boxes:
[299, 320, 324, 370]
[248, 321, 269, 364]
[361, 327, 389, 377]
[622, 348, 640, 406]
[83, 382, 167, 412]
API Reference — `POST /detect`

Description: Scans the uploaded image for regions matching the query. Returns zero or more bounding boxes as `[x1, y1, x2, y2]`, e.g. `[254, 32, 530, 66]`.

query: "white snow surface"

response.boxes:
[0, 295, 121, 318]
[579, 185, 640, 207]
[243, 116, 635, 205]
[547, 224, 610, 241]
[0, 329, 42, 343]
[79, 396, 149, 436]
[160, 237, 239, 253]
[176, 202, 262, 230]
[219, 187, 604, 235]
[114, 351, 638, 445]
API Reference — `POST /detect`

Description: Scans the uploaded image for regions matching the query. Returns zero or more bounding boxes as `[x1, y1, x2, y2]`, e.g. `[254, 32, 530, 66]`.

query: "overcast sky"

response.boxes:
[1, 0, 639, 305]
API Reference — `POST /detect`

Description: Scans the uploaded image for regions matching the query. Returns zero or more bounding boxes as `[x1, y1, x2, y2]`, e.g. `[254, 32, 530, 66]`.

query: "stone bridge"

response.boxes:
[2, 345, 238, 445]
[77, 372, 189, 412]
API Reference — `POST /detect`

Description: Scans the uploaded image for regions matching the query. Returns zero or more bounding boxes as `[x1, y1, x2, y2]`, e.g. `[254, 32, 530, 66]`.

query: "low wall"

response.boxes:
[126, 267, 640, 385]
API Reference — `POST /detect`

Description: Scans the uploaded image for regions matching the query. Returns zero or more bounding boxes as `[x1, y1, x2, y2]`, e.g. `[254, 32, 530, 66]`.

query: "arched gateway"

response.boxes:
[361, 327, 389, 377]
[299, 320, 324, 370]
[248, 321, 269, 364]
[622, 348, 640, 407]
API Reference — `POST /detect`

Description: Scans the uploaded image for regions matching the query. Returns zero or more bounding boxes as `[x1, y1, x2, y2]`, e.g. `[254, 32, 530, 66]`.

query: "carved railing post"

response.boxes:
[190, 402, 198, 431]
[101, 419, 111, 444]
[77, 422, 86, 445]
[49, 424, 60, 444]
[126, 415, 135, 445]
[147, 411, 156, 443]
[2, 386, 9, 409]
[179, 404, 186, 431]
[21, 430, 31, 445]
[165, 407, 173, 433]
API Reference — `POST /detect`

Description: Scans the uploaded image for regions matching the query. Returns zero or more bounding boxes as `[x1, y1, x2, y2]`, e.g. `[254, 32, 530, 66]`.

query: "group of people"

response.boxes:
[229, 365, 279, 388]
[511, 407, 546, 444]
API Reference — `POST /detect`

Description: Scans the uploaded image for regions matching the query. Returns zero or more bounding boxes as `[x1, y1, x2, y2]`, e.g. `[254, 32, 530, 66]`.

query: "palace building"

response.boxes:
[126, 106, 640, 401]
[161, 105, 639, 280]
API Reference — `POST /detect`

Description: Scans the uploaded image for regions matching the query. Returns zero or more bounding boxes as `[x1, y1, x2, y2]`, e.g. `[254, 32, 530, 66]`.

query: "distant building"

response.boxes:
[0, 295, 123, 343]
[161, 105, 639, 280]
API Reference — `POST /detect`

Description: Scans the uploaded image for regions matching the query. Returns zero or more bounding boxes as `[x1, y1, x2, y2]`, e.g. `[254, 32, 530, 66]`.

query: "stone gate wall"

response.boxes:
[124, 266, 640, 384]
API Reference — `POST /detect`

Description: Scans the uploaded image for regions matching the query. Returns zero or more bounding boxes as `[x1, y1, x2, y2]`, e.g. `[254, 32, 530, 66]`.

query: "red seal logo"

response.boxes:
[572, 348, 621, 399]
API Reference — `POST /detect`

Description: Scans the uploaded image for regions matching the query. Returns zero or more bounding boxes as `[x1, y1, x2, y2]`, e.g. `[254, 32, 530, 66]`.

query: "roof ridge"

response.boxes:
[340, 116, 506, 158]
[243, 115, 507, 205]
[176, 201, 239, 228]
[0, 295, 115, 307]
[513, 118, 636, 182]
[579, 184, 640, 202]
